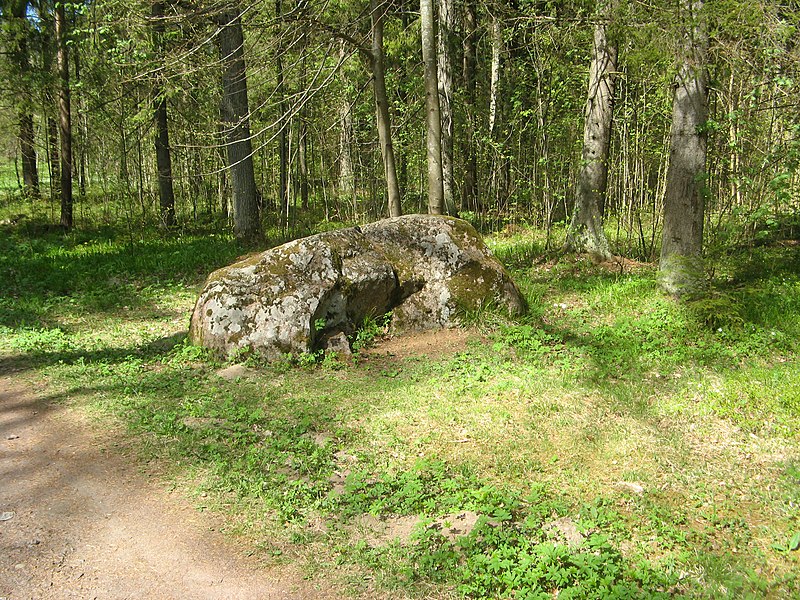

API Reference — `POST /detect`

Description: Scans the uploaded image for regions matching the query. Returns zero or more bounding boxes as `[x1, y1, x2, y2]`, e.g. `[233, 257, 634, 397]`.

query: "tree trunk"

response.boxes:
[338, 44, 356, 214]
[371, 0, 402, 217]
[56, 3, 73, 230]
[151, 1, 177, 229]
[437, 0, 454, 214]
[461, 0, 477, 213]
[660, 0, 709, 296]
[153, 94, 176, 228]
[19, 113, 39, 198]
[217, 2, 261, 242]
[299, 120, 309, 210]
[276, 0, 289, 221]
[297, 24, 310, 212]
[47, 117, 60, 200]
[10, 1, 40, 199]
[74, 47, 86, 197]
[565, 1, 617, 262]
[488, 12, 502, 138]
[215, 122, 230, 221]
[421, 0, 444, 215]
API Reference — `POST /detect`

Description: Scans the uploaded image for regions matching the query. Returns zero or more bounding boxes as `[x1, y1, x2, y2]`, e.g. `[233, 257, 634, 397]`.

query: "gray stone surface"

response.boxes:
[190, 214, 525, 359]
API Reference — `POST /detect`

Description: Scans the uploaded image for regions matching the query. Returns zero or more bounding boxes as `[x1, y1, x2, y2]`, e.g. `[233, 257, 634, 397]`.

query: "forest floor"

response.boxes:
[0, 371, 334, 600]
[1, 218, 799, 598]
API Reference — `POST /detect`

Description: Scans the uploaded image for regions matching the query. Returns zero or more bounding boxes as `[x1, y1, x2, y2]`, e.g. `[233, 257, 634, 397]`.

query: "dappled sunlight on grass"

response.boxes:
[1, 222, 799, 598]
[0, 222, 244, 330]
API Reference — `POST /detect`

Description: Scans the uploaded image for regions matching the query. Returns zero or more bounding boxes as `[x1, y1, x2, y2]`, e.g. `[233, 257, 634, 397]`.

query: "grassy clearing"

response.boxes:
[1, 217, 799, 598]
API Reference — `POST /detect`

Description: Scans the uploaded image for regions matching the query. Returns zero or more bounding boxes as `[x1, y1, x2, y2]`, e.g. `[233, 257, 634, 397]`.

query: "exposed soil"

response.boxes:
[362, 328, 481, 361]
[595, 255, 654, 274]
[0, 372, 332, 600]
[0, 329, 480, 599]
[534, 253, 655, 275]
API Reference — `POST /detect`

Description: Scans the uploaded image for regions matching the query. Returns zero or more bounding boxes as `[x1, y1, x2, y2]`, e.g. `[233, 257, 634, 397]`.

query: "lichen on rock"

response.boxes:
[190, 214, 525, 359]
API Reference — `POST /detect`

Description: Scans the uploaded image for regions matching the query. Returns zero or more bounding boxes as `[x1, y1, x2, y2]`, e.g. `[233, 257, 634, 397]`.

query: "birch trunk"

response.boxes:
[488, 13, 502, 137]
[660, 0, 709, 296]
[461, 0, 477, 212]
[276, 0, 289, 221]
[421, 0, 444, 214]
[437, 0, 454, 214]
[338, 74, 355, 212]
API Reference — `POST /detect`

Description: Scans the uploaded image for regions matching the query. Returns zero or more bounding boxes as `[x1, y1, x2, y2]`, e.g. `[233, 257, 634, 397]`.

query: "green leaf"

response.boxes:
[790, 531, 800, 551]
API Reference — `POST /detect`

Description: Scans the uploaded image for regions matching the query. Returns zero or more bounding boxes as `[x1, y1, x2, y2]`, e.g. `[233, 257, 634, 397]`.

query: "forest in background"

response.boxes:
[1, 0, 798, 277]
[2, 2, 800, 597]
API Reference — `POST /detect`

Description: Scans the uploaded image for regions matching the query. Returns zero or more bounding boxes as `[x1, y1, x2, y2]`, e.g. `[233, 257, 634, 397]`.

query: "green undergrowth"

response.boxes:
[1, 221, 799, 598]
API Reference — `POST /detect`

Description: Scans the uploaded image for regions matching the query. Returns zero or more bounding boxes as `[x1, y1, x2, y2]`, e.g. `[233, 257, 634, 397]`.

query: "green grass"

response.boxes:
[1, 215, 799, 599]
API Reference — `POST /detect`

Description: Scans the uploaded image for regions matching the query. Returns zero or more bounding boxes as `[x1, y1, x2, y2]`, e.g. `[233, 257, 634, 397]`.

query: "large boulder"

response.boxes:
[189, 214, 526, 359]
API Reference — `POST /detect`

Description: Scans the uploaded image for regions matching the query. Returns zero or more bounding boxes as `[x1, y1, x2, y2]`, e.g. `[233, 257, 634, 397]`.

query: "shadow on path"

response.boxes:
[0, 374, 332, 600]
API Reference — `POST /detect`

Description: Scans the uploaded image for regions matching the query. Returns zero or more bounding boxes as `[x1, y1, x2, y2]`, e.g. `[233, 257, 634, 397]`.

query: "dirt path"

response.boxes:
[0, 373, 329, 600]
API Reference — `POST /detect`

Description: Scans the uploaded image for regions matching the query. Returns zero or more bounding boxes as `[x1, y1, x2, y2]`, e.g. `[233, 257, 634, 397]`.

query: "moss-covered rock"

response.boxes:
[361, 215, 526, 330]
[190, 215, 525, 359]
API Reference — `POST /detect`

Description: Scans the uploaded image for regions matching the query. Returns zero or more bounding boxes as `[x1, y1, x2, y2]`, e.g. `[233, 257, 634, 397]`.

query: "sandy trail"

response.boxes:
[0, 373, 326, 600]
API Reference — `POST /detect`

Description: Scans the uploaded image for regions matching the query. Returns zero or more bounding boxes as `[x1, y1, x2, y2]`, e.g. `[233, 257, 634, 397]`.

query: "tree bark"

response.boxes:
[297, 23, 310, 212]
[299, 120, 309, 210]
[488, 12, 502, 138]
[338, 101, 355, 210]
[217, 122, 230, 221]
[19, 113, 39, 198]
[338, 44, 355, 214]
[421, 0, 444, 215]
[461, 0, 477, 213]
[565, 1, 616, 262]
[10, 1, 40, 198]
[47, 117, 60, 200]
[217, 2, 261, 242]
[371, 0, 402, 217]
[55, 3, 73, 230]
[153, 96, 176, 228]
[74, 47, 87, 197]
[152, 1, 176, 229]
[487, 7, 508, 210]
[276, 0, 289, 221]
[437, 0, 454, 214]
[660, 0, 709, 296]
